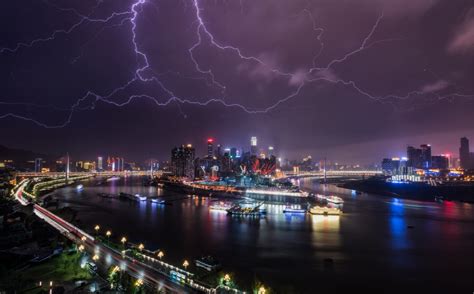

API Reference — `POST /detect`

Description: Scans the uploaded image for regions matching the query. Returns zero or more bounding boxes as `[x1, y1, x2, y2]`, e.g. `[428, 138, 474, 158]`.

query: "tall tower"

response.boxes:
[250, 136, 258, 155]
[66, 153, 70, 182]
[460, 137, 470, 169]
[207, 138, 214, 158]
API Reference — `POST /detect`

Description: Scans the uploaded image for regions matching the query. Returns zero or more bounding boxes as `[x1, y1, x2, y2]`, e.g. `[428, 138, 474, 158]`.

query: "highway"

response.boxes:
[12, 181, 207, 293]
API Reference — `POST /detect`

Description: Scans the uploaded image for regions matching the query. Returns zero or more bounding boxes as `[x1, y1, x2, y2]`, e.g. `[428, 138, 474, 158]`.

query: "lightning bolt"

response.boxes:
[0, 0, 473, 128]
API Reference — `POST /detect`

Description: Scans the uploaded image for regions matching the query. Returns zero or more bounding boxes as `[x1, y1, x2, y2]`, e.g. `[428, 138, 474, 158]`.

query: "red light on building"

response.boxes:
[207, 138, 214, 143]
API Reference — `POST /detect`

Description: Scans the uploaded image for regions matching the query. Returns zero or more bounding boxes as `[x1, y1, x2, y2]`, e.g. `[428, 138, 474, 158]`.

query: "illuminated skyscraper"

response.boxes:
[207, 138, 214, 158]
[97, 156, 103, 171]
[34, 158, 42, 172]
[250, 136, 258, 155]
[268, 146, 274, 157]
[171, 144, 195, 179]
[420, 144, 432, 169]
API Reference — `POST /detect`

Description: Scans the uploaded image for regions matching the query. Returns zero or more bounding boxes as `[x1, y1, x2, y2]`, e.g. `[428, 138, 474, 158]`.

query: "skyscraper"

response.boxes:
[460, 137, 470, 169]
[268, 146, 274, 157]
[250, 136, 258, 155]
[34, 158, 42, 172]
[407, 146, 422, 169]
[97, 156, 103, 171]
[207, 138, 214, 158]
[420, 144, 432, 169]
[171, 144, 195, 179]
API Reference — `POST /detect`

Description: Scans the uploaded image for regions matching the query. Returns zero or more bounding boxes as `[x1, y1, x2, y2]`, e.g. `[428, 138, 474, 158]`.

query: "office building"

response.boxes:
[460, 137, 471, 169]
[250, 136, 258, 155]
[171, 144, 195, 179]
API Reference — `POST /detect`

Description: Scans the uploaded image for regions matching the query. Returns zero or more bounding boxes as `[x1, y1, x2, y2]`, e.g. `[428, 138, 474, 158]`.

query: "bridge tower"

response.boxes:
[66, 152, 70, 183]
[323, 157, 327, 183]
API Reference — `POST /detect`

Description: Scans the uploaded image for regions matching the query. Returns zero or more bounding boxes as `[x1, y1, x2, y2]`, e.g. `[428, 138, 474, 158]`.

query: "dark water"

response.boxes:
[53, 177, 474, 293]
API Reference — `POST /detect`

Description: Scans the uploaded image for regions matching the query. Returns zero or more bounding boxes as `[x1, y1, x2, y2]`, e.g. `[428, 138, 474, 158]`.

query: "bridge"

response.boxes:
[283, 170, 382, 178]
[11, 180, 234, 293]
[15, 170, 168, 178]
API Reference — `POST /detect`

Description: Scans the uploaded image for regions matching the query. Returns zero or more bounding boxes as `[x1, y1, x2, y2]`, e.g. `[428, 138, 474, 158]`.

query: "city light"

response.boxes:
[183, 260, 189, 269]
[106, 230, 112, 237]
[157, 251, 164, 259]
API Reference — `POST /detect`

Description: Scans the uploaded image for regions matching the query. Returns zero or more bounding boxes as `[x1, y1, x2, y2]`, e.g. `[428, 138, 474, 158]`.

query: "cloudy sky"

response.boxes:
[1, 0, 473, 163]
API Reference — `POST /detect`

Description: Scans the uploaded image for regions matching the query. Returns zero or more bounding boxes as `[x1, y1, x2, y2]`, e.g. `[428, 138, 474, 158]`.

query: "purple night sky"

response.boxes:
[1, 0, 473, 163]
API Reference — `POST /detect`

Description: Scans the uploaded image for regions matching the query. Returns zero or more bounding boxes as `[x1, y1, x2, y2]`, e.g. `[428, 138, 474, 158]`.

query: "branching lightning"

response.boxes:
[1, 0, 473, 128]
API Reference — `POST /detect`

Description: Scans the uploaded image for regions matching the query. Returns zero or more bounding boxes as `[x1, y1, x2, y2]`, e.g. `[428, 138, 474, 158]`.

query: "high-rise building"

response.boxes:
[207, 138, 214, 158]
[34, 158, 42, 172]
[420, 144, 432, 169]
[250, 136, 258, 155]
[431, 155, 449, 169]
[230, 147, 237, 159]
[268, 146, 274, 157]
[97, 156, 103, 171]
[460, 137, 470, 169]
[216, 144, 222, 158]
[171, 144, 195, 179]
[407, 146, 422, 169]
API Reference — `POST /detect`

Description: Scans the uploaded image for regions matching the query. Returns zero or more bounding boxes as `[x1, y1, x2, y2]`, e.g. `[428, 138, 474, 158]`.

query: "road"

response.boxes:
[13, 181, 201, 293]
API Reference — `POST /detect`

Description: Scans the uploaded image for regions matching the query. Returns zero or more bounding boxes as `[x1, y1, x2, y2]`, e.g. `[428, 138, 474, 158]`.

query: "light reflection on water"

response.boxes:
[51, 176, 474, 292]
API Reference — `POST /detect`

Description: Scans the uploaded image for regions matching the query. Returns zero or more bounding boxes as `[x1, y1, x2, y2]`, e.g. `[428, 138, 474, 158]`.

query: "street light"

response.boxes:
[81, 236, 87, 242]
[223, 274, 231, 285]
[138, 243, 144, 251]
[92, 254, 99, 261]
[258, 286, 266, 294]
[94, 225, 100, 236]
[106, 230, 111, 237]
[157, 251, 164, 260]
[78, 245, 85, 252]
[183, 260, 189, 270]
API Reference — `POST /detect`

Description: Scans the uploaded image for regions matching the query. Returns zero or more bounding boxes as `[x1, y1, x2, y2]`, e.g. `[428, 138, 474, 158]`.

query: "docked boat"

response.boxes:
[283, 205, 307, 214]
[209, 202, 232, 211]
[326, 196, 344, 204]
[227, 203, 265, 216]
[309, 206, 342, 216]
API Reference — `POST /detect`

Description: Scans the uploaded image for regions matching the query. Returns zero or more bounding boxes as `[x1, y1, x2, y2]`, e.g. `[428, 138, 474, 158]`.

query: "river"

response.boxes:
[52, 176, 474, 293]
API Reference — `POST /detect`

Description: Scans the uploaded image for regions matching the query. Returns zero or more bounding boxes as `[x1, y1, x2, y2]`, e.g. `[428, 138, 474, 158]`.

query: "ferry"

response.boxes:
[283, 205, 307, 214]
[309, 206, 342, 216]
[209, 202, 232, 211]
[151, 198, 166, 204]
[326, 196, 344, 204]
[227, 203, 266, 216]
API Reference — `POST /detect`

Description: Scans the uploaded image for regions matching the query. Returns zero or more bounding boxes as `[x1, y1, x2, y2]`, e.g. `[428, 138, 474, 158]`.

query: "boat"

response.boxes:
[151, 198, 166, 204]
[283, 207, 307, 214]
[309, 206, 342, 216]
[326, 196, 344, 204]
[227, 203, 265, 216]
[106, 176, 120, 182]
[76, 184, 84, 191]
[209, 202, 232, 211]
[135, 194, 147, 201]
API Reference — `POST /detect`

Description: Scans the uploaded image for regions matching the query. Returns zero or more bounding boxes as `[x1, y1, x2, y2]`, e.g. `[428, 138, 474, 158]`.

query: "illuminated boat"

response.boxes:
[135, 194, 147, 201]
[309, 206, 341, 216]
[151, 198, 166, 204]
[326, 196, 344, 204]
[106, 176, 120, 182]
[209, 202, 232, 211]
[283, 205, 306, 214]
[76, 184, 84, 191]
